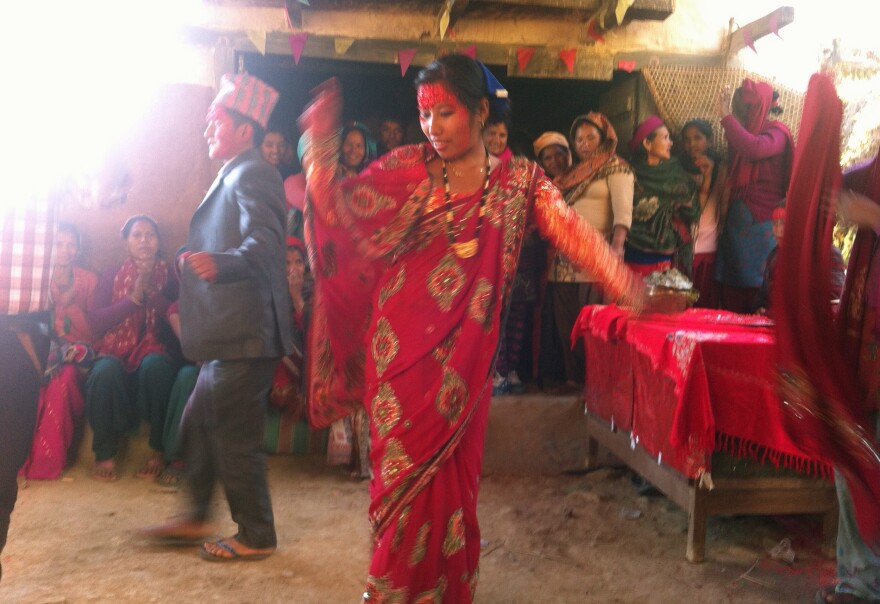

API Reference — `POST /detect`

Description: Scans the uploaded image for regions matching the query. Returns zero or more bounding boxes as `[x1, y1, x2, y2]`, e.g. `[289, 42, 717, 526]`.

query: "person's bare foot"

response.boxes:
[92, 459, 118, 482]
[136, 452, 164, 479]
[200, 537, 275, 561]
[138, 516, 217, 546]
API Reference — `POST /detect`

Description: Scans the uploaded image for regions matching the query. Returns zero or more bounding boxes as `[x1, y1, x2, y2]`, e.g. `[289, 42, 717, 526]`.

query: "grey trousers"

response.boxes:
[180, 357, 278, 549]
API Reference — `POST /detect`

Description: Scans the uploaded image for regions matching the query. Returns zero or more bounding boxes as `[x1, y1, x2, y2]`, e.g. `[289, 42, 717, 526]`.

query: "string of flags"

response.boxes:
[279, 34, 656, 77]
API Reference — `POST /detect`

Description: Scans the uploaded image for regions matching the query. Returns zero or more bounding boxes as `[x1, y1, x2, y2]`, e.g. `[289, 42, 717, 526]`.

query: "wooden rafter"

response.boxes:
[725, 6, 794, 57]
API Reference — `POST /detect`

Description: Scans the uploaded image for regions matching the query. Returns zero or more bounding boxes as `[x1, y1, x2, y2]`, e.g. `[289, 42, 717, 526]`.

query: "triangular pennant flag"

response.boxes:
[247, 30, 267, 55]
[559, 48, 577, 74]
[439, 8, 450, 40]
[288, 33, 307, 65]
[617, 59, 636, 73]
[615, 0, 635, 26]
[516, 47, 535, 73]
[742, 29, 757, 53]
[770, 13, 782, 39]
[461, 44, 477, 59]
[398, 48, 417, 77]
[586, 18, 605, 43]
[334, 37, 354, 55]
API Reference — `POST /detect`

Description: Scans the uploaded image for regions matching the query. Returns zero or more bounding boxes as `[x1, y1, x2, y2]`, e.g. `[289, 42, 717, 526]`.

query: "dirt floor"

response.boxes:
[1, 446, 839, 604]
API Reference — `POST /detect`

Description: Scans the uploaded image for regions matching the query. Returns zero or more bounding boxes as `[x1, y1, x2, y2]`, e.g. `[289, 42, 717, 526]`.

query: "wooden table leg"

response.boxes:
[686, 482, 708, 563]
[821, 505, 839, 559]
[586, 431, 599, 470]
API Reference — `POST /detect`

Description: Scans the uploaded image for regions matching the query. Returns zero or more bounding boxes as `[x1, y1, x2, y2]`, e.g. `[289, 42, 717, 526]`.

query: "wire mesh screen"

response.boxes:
[642, 65, 805, 157]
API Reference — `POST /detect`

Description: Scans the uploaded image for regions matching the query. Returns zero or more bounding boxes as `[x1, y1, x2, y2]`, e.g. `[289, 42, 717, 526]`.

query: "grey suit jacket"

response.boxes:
[178, 147, 293, 361]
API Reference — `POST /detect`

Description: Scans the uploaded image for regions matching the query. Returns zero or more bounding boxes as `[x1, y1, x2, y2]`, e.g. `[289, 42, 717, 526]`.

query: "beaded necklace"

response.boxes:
[441, 148, 490, 259]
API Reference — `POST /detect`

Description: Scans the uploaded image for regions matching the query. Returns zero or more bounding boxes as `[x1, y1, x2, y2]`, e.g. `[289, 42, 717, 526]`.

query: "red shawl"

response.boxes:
[773, 73, 880, 549]
[94, 257, 169, 372]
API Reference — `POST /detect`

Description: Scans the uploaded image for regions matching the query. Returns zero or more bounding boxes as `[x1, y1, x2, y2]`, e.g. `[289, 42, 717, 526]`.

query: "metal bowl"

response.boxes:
[643, 285, 700, 314]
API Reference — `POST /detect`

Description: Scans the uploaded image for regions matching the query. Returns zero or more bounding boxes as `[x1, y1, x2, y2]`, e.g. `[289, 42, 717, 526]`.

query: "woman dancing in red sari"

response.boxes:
[299, 54, 643, 603]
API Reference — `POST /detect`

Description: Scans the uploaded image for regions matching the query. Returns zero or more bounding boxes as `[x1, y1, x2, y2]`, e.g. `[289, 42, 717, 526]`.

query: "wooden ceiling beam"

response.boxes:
[726, 6, 794, 57]
[480, 0, 673, 20]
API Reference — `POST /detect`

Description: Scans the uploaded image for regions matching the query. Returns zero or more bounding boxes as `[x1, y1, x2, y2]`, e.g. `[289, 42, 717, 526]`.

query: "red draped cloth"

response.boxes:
[577, 305, 829, 479]
[304, 138, 642, 602]
[773, 73, 880, 549]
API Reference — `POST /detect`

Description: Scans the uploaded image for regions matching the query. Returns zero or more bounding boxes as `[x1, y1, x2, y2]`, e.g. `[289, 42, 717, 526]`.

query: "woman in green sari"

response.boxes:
[625, 115, 707, 279]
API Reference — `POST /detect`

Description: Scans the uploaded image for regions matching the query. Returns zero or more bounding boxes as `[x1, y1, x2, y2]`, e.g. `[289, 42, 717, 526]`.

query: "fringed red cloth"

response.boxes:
[576, 304, 830, 479]
[773, 73, 880, 549]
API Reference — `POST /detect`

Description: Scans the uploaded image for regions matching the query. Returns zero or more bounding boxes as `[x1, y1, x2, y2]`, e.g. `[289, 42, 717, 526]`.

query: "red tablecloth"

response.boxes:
[576, 305, 833, 479]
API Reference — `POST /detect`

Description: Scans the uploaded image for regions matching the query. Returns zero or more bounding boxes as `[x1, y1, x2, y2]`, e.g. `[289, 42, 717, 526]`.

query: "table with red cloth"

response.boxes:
[575, 304, 837, 562]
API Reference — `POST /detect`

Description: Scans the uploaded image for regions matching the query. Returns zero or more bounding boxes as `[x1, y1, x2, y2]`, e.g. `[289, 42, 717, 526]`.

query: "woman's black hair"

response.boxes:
[679, 119, 721, 176]
[484, 113, 511, 130]
[56, 222, 82, 249]
[681, 119, 713, 141]
[259, 127, 291, 146]
[121, 214, 160, 239]
[414, 54, 512, 124]
[769, 90, 784, 116]
[630, 129, 661, 161]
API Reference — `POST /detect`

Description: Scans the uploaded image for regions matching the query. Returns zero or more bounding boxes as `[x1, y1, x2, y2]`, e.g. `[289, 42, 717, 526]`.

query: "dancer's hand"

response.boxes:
[838, 189, 880, 229]
[298, 77, 342, 141]
[184, 251, 218, 282]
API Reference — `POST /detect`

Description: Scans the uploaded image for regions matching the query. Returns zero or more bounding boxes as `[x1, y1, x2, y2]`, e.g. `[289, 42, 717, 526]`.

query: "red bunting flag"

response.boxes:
[559, 48, 577, 74]
[461, 44, 477, 59]
[617, 60, 636, 73]
[742, 29, 757, 53]
[586, 18, 605, 43]
[288, 33, 307, 65]
[398, 48, 417, 77]
[516, 47, 535, 73]
[770, 13, 782, 39]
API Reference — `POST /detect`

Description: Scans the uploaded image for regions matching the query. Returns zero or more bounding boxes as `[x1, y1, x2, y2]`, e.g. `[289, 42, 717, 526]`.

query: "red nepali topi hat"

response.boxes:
[211, 73, 279, 129]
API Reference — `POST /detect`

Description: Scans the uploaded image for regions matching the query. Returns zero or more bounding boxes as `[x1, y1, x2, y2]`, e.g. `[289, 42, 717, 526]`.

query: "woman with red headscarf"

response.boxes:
[299, 54, 643, 603]
[715, 79, 794, 313]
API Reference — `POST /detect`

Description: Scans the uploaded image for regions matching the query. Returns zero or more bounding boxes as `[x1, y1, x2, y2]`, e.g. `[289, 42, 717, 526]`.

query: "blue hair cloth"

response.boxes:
[477, 61, 510, 115]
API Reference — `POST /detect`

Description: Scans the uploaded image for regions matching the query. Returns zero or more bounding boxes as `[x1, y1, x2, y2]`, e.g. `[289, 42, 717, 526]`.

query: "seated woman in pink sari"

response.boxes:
[20, 223, 97, 480]
[299, 54, 643, 603]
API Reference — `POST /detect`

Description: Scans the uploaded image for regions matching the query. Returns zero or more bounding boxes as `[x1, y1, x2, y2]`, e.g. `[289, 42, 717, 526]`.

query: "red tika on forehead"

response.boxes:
[417, 83, 462, 112]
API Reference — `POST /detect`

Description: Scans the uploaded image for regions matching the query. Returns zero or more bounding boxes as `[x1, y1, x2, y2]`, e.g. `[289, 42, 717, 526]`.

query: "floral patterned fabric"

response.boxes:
[93, 258, 171, 372]
[304, 141, 641, 602]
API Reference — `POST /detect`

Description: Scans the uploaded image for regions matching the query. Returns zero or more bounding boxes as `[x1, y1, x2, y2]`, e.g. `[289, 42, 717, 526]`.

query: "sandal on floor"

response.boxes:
[200, 539, 274, 562]
[92, 463, 118, 482]
[815, 584, 874, 604]
[155, 464, 183, 487]
[136, 456, 165, 479]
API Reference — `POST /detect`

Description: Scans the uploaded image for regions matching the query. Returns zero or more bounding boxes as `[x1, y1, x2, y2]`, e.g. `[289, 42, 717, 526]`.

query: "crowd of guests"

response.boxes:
[18, 75, 813, 487]
[5, 55, 877, 603]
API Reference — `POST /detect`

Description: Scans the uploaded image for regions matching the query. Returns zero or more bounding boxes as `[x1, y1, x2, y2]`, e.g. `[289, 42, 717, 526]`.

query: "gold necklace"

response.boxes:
[441, 149, 490, 259]
[447, 160, 486, 178]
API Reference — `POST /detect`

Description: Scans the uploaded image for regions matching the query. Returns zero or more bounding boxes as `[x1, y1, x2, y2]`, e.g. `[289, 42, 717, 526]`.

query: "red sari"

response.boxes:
[21, 266, 97, 479]
[305, 142, 641, 602]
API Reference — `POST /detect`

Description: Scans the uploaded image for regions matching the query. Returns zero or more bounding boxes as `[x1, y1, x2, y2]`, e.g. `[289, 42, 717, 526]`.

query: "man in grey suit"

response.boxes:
[142, 73, 292, 561]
